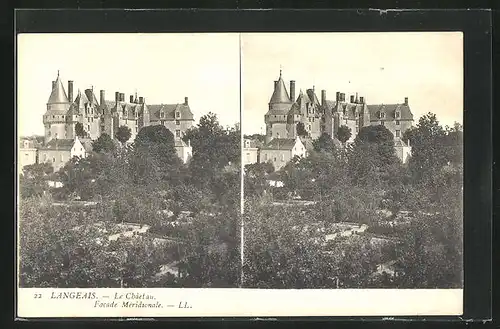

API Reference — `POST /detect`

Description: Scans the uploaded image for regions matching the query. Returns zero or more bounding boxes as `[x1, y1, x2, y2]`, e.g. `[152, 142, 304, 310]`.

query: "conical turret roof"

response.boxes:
[47, 72, 69, 104]
[269, 70, 291, 104]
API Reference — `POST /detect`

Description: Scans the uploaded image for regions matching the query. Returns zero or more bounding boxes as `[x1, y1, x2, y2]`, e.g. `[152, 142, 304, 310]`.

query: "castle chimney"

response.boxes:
[139, 96, 144, 104]
[341, 93, 345, 102]
[52, 81, 56, 90]
[404, 97, 408, 106]
[355, 92, 359, 103]
[184, 97, 188, 105]
[130, 95, 134, 103]
[68, 81, 74, 102]
[100, 90, 105, 106]
[120, 93, 125, 102]
[321, 90, 326, 106]
[350, 95, 355, 103]
[360, 96, 365, 104]
[336, 92, 340, 101]
[290, 81, 296, 101]
[115, 92, 119, 103]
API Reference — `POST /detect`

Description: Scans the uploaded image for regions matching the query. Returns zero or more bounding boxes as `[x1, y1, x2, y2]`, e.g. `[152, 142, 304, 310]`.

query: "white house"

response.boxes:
[259, 136, 307, 171]
[38, 136, 87, 171]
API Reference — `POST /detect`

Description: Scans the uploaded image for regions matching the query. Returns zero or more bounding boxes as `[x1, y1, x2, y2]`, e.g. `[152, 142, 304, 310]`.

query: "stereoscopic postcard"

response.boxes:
[17, 31, 464, 318]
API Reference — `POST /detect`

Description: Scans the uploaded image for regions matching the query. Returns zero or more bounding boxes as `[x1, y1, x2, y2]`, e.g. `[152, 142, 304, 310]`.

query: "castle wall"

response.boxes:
[369, 119, 413, 139]
[270, 122, 288, 140]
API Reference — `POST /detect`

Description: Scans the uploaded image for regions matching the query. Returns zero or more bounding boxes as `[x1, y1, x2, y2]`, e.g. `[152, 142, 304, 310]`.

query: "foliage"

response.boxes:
[296, 122, 308, 137]
[75, 122, 87, 138]
[115, 125, 132, 145]
[183, 113, 240, 187]
[92, 133, 116, 153]
[336, 125, 352, 145]
[19, 163, 54, 199]
[312, 133, 336, 153]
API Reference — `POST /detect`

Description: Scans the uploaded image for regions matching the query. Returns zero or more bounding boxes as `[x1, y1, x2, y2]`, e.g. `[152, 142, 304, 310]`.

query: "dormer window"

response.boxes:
[160, 111, 165, 119]
[379, 112, 386, 119]
[176, 111, 181, 119]
[395, 111, 401, 119]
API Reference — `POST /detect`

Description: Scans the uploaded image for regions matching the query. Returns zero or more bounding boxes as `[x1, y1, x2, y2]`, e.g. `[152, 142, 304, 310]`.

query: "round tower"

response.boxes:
[44, 71, 71, 143]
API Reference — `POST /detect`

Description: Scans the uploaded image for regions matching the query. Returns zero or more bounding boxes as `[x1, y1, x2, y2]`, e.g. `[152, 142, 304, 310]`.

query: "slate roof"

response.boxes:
[306, 89, 320, 105]
[367, 104, 413, 121]
[40, 139, 75, 151]
[74, 89, 89, 108]
[269, 75, 291, 104]
[84, 89, 99, 106]
[261, 138, 297, 150]
[147, 104, 194, 121]
[47, 74, 69, 104]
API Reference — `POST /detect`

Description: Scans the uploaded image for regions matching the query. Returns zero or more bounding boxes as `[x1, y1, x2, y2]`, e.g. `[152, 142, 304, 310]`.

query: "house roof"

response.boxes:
[306, 89, 320, 105]
[74, 89, 89, 108]
[269, 73, 291, 104]
[84, 89, 99, 106]
[261, 138, 297, 150]
[40, 139, 75, 151]
[367, 104, 413, 121]
[47, 73, 69, 104]
[147, 103, 194, 121]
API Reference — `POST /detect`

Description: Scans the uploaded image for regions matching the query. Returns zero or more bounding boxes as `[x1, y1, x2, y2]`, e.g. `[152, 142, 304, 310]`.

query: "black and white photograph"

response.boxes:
[17, 33, 241, 289]
[242, 32, 464, 289]
[16, 30, 468, 318]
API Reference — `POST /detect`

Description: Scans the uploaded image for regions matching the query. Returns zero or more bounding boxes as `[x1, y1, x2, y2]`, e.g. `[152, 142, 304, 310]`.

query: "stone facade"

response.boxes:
[259, 136, 307, 171]
[264, 70, 414, 145]
[33, 72, 195, 171]
[262, 70, 414, 166]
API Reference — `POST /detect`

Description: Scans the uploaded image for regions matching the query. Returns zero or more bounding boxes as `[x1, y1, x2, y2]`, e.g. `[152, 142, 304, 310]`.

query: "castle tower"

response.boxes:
[43, 71, 71, 143]
[264, 69, 293, 143]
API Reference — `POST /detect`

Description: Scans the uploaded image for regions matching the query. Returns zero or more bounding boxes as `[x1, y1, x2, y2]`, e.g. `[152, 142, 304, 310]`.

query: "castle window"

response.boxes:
[160, 111, 165, 119]
[396, 120, 400, 125]
[281, 154, 285, 162]
[176, 111, 181, 119]
[395, 111, 400, 118]
[52, 157, 56, 163]
[55, 133, 58, 139]
[274, 157, 277, 162]
[176, 130, 180, 138]
[176, 120, 180, 125]
[60, 154, 64, 161]
[381, 121, 385, 126]
[396, 130, 401, 137]
[52, 115, 55, 119]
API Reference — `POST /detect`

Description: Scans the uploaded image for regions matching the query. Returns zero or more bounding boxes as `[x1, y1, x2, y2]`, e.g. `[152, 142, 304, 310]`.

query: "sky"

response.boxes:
[242, 32, 463, 134]
[17, 33, 240, 136]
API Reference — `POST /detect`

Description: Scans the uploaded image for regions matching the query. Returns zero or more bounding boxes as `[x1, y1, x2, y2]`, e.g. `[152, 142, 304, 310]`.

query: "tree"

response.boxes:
[75, 122, 86, 138]
[115, 125, 132, 145]
[19, 163, 54, 199]
[183, 113, 240, 186]
[349, 125, 400, 186]
[92, 133, 116, 153]
[132, 125, 182, 184]
[296, 122, 308, 137]
[336, 125, 352, 146]
[403, 113, 447, 183]
[312, 133, 336, 153]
